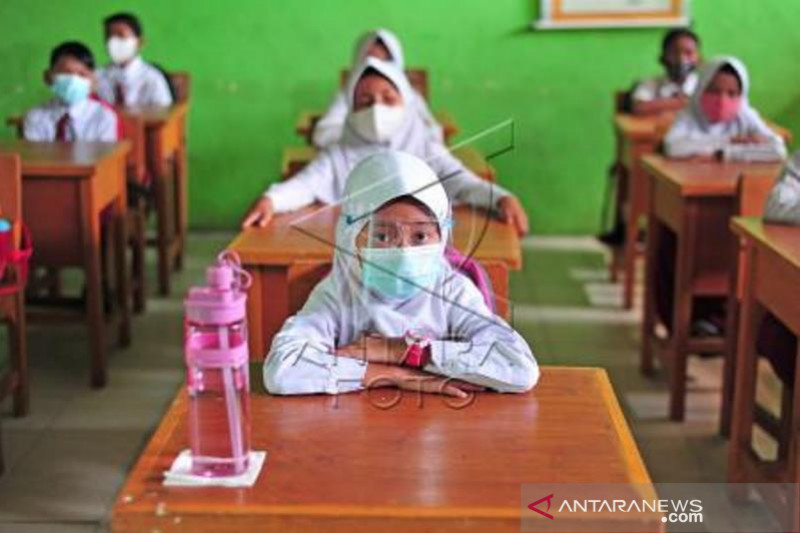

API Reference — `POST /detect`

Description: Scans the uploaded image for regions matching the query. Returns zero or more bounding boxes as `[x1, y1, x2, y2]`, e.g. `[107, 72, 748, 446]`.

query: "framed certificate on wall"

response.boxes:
[534, 0, 690, 29]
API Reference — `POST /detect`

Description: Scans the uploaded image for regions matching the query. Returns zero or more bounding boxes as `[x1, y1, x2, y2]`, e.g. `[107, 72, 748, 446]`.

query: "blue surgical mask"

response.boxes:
[51, 74, 91, 106]
[361, 243, 444, 300]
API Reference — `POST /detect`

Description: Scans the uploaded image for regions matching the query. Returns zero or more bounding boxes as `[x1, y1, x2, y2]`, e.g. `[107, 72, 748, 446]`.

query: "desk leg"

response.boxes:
[81, 183, 107, 388]
[721, 240, 747, 436]
[10, 292, 28, 416]
[114, 196, 132, 348]
[668, 202, 698, 422]
[154, 156, 171, 296]
[623, 151, 647, 310]
[640, 190, 661, 376]
[728, 245, 762, 484]
[175, 125, 188, 271]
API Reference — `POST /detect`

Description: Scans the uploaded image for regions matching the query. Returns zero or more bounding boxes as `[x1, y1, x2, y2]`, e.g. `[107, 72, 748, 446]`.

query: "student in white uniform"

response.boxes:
[242, 57, 529, 235]
[312, 28, 443, 148]
[664, 56, 787, 162]
[631, 28, 701, 116]
[263, 150, 539, 396]
[24, 41, 119, 142]
[96, 12, 173, 108]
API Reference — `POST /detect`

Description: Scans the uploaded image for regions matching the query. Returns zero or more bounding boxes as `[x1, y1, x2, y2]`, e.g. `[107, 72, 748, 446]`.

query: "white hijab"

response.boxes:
[687, 55, 759, 131]
[321, 150, 456, 337]
[352, 28, 405, 69]
[339, 57, 431, 153]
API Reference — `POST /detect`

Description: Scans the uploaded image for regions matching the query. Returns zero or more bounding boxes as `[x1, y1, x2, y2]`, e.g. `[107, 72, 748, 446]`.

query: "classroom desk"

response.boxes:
[281, 144, 495, 182]
[611, 114, 792, 311]
[294, 109, 460, 146]
[228, 204, 521, 361]
[727, 217, 800, 520]
[124, 103, 190, 296]
[639, 154, 783, 421]
[111, 366, 660, 533]
[0, 140, 132, 388]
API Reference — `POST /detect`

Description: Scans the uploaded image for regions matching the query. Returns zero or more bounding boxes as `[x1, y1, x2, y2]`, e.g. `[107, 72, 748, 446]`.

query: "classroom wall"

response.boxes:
[1, 0, 799, 234]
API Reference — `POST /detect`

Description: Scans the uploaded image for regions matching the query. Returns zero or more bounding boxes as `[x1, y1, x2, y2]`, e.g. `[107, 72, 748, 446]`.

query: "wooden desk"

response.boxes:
[125, 103, 190, 296]
[639, 155, 783, 421]
[611, 114, 792, 310]
[727, 217, 800, 519]
[111, 366, 658, 533]
[228, 205, 521, 361]
[281, 144, 495, 182]
[0, 141, 132, 388]
[294, 109, 460, 146]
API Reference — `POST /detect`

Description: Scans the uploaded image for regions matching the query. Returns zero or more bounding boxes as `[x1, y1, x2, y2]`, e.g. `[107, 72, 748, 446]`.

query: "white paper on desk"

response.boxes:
[163, 449, 267, 488]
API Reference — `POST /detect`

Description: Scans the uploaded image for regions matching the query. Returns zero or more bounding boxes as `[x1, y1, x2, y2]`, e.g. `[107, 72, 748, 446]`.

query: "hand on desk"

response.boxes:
[497, 196, 529, 236]
[339, 335, 486, 398]
[364, 364, 485, 399]
[241, 197, 274, 228]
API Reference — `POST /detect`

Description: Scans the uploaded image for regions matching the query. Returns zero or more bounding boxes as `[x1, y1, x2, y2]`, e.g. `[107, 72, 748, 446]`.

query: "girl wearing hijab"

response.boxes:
[664, 56, 787, 161]
[242, 57, 529, 236]
[263, 150, 539, 396]
[311, 28, 444, 148]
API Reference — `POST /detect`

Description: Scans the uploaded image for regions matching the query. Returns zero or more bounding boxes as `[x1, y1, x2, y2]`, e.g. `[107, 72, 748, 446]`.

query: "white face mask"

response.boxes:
[107, 36, 138, 65]
[348, 104, 406, 143]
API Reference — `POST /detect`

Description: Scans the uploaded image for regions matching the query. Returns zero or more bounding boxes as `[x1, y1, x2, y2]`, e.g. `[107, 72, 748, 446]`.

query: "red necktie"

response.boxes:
[55, 113, 72, 141]
[114, 82, 125, 106]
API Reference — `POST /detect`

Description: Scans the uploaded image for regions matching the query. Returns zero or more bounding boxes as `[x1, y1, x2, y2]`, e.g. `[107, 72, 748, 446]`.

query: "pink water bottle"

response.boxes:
[184, 251, 252, 477]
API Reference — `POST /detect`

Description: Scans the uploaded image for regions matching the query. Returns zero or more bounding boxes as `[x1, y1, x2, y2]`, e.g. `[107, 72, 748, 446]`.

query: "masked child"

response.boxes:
[242, 57, 529, 236]
[263, 150, 539, 396]
[96, 12, 173, 107]
[24, 41, 118, 142]
[312, 28, 443, 148]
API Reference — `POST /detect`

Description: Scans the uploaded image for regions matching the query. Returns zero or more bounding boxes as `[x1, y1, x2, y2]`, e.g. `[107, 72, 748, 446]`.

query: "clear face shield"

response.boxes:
[354, 208, 450, 302]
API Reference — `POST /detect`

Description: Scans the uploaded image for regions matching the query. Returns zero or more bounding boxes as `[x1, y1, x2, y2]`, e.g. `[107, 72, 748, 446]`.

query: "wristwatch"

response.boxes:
[402, 330, 432, 368]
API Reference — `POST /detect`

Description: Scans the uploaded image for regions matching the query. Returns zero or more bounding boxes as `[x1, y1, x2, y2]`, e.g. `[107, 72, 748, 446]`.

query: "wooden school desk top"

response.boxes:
[0, 140, 130, 177]
[613, 113, 673, 142]
[229, 204, 522, 269]
[641, 153, 784, 197]
[732, 217, 800, 270]
[111, 367, 655, 532]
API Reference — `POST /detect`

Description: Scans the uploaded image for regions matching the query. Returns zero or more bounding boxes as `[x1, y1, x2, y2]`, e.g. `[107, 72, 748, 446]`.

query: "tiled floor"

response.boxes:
[0, 233, 782, 531]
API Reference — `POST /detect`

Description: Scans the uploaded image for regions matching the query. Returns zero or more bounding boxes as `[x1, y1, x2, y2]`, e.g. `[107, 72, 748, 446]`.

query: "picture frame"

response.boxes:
[533, 0, 690, 30]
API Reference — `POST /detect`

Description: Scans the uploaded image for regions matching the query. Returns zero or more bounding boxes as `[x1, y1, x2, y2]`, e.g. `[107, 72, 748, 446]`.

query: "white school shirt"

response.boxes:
[663, 56, 786, 162]
[263, 150, 539, 396]
[266, 57, 509, 213]
[632, 71, 698, 102]
[97, 56, 173, 107]
[23, 98, 118, 142]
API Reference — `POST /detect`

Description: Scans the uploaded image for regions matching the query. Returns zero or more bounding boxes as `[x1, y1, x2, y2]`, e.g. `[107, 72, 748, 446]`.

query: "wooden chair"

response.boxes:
[721, 172, 781, 437]
[168, 72, 191, 104]
[339, 67, 429, 100]
[0, 153, 29, 475]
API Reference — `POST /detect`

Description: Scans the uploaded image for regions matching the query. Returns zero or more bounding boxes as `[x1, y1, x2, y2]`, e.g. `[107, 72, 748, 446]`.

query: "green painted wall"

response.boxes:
[1, 0, 799, 233]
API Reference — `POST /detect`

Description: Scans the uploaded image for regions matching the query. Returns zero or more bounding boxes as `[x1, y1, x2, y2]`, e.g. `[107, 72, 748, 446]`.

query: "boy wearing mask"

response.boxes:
[631, 28, 701, 116]
[96, 12, 173, 108]
[24, 41, 118, 142]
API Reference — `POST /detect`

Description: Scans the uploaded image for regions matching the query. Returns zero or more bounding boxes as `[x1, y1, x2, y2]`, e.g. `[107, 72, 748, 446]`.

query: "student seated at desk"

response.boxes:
[664, 56, 787, 162]
[630, 28, 701, 116]
[96, 12, 173, 108]
[312, 28, 443, 148]
[242, 57, 529, 235]
[24, 41, 119, 142]
[263, 150, 539, 396]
